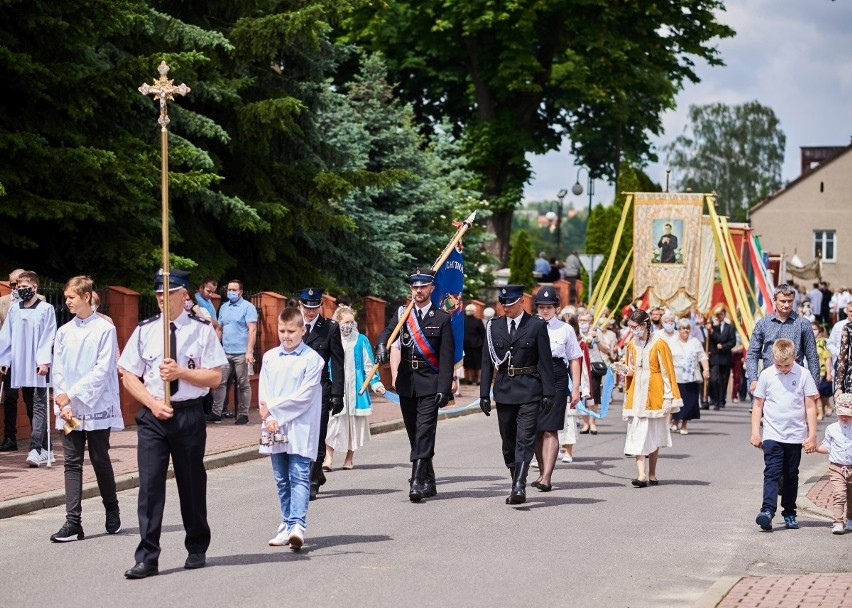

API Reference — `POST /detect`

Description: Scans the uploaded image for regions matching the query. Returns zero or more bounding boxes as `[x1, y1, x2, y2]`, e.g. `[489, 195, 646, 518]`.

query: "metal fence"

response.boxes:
[37, 281, 109, 327]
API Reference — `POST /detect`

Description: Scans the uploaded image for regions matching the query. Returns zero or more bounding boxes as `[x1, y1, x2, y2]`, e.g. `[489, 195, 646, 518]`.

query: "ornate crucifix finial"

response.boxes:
[138, 61, 190, 128]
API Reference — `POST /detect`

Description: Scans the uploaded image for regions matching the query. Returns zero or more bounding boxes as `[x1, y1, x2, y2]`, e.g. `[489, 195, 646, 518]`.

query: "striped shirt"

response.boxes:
[745, 312, 819, 384]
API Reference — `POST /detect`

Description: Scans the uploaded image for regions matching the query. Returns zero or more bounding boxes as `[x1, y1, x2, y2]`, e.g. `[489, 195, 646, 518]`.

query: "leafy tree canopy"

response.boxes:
[663, 101, 785, 221]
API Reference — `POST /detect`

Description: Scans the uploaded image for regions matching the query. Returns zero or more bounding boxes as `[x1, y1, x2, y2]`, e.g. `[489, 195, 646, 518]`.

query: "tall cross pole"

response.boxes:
[139, 61, 190, 406]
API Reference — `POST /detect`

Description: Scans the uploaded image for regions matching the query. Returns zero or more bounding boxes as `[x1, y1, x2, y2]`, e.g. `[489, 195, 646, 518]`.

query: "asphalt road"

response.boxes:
[1, 405, 848, 608]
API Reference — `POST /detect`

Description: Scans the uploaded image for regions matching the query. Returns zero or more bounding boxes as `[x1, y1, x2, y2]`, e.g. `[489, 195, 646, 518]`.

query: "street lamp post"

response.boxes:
[555, 188, 567, 259]
[571, 168, 595, 297]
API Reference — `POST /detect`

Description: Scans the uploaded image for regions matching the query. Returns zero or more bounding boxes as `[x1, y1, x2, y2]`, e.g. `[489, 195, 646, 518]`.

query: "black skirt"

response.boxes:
[673, 382, 701, 421]
[537, 361, 568, 431]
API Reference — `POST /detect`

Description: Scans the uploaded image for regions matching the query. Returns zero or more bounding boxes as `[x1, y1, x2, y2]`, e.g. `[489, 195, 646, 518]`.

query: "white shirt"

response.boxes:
[506, 311, 524, 334]
[827, 318, 848, 361]
[118, 311, 227, 400]
[53, 313, 123, 432]
[821, 421, 852, 465]
[258, 341, 324, 459]
[546, 317, 582, 362]
[0, 299, 56, 388]
[664, 333, 708, 384]
[755, 363, 818, 443]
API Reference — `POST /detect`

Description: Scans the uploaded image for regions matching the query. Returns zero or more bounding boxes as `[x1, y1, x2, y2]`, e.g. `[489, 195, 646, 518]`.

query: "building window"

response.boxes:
[814, 230, 835, 262]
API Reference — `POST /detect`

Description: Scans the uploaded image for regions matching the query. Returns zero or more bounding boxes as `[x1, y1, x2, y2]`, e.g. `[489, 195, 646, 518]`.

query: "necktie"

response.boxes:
[169, 322, 179, 396]
[416, 309, 423, 323]
[510, 319, 516, 338]
[305, 323, 311, 336]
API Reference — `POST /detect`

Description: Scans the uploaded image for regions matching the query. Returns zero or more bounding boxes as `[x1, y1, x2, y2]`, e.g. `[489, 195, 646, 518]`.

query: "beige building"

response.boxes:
[750, 144, 852, 288]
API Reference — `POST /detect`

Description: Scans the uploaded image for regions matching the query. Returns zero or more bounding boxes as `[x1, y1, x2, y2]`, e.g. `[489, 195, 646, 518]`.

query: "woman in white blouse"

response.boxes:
[665, 318, 709, 434]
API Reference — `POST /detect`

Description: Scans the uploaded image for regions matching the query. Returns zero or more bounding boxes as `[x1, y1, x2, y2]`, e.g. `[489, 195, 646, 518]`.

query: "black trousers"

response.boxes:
[62, 429, 118, 525]
[399, 394, 439, 461]
[710, 364, 731, 406]
[135, 403, 209, 566]
[761, 440, 802, 517]
[311, 399, 331, 486]
[496, 401, 539, 468]
[3, 368, 18, 440]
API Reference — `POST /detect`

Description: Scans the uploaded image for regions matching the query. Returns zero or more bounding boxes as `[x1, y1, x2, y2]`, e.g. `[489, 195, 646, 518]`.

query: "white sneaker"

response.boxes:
[561, 454, 573, 463]
[670, 423, 678, 432]
[679, 429, 689, 435]
[288, 525, 305, 551]
[833, 523, 845, 535]
[268, 523, 289, 546]
[846, 519, 852, 532]
[26, 449, 48, 468]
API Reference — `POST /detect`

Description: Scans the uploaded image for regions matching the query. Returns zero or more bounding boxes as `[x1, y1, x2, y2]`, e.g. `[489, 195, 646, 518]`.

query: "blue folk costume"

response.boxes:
[326, 330, 383, 454]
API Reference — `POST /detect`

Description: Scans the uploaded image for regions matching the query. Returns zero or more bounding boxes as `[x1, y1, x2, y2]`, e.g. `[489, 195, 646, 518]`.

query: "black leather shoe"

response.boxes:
[421, 459, 437, 498]
[409, 460, 426, 503]
[184, 553, 206, 569]
[309, 484, 318, 501]
[508, 461, 529, 504]
[124, 562, 158, 579]
[537, 482, 552, 492]
[631, 478, 648, 488]
[713, 405, 721, 411]
[0, 437, 18, 452]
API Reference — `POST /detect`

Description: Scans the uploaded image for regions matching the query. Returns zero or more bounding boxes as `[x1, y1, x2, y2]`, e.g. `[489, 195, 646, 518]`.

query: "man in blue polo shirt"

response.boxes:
[208, 279, 257, 425]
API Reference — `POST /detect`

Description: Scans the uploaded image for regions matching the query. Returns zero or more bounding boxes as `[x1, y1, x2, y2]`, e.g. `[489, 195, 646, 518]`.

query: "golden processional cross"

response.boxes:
[138, 61, 190, 406]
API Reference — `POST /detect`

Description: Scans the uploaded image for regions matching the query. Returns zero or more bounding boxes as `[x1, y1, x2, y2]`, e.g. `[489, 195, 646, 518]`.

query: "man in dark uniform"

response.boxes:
[298, 287, 345, 501]
[708, 304, 737, 410]
[657, 223, 679, 263]
[479, 284, 555, 505]
[375, 268, 454, 502]
[118, 270, 227, 579]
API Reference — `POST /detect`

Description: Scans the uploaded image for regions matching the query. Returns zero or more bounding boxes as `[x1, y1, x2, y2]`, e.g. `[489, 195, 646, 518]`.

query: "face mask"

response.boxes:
[10, 289, 18, 300]
[227, 290, 239, 303]
[663, 322, 675, 332]
[813, 329, 819, 338]
[579, 323, 590, 333]
[184, 300, 195, 312]
[340, 322, 355, 336]
[631, 327, 645, 340]
[17, 286, 35, 302]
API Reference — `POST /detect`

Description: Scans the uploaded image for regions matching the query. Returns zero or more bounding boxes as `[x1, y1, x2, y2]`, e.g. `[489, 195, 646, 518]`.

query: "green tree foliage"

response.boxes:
[663, 101, 785, 221]
[343, 1, 735, 265]
[584, 163, 660, 309]
[318, 52, 489, 300]
[508, 229, 535, 292]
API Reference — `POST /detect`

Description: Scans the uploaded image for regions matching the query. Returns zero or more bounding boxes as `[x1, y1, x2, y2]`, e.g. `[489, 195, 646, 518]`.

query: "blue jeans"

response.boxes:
[270, 453, 312, 530]
[761, 440, 802, 517]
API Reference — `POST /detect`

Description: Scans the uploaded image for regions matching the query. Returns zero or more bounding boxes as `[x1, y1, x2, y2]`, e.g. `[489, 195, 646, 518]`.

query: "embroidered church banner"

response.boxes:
[633, 193, 706, 312]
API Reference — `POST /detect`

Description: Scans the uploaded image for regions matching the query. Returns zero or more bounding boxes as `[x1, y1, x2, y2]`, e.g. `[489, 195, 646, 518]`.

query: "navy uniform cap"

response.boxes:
[298, 287, 323, 308]
[154, 269, 191, 293]
[498, 284, 525, 305]
[408, 268, 436, 287]
[533, 287, 559, 306]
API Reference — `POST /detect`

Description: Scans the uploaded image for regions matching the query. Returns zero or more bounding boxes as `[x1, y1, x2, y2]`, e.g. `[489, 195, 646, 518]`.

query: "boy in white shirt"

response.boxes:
[0, 270, 57, 467]
[50, 276, 124, 542]
[750, 338, 818, 531]
[259, 307, 324, 550]
[814, 393, 852, 534]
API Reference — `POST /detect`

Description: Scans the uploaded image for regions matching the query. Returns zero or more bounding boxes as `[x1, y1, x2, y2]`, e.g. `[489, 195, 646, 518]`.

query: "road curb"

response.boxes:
[0, 406, 480, 520]
[797, 458, 833, 521]
[693, 576, 743, 608]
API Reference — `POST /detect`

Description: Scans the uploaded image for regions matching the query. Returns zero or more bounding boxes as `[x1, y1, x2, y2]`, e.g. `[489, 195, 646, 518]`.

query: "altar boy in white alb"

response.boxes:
[259, 307, 324, 551]
[50, 276, 124, 542]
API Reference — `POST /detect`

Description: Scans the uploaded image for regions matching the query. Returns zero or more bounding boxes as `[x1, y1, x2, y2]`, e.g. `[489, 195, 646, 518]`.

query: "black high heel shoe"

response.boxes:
[590, 429, 598, 435]
[579, 427, 591, 434]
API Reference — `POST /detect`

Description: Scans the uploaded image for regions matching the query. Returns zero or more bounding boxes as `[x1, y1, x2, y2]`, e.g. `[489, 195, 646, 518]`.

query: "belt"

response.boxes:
[406, 358, 433, 370]
[499, 365, 538, 377]
[171, 397, 204, 410]
[552, 357, 565, 364]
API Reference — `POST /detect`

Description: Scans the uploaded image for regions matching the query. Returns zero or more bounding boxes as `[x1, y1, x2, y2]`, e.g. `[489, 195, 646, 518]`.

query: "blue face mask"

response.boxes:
[227, 290, 240, 303]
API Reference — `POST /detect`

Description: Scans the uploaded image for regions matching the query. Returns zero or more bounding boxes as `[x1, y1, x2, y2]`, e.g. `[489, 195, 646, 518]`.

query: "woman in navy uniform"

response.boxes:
[298, 287, 345, 500]
[375, 268, 454, 502]
[479, 284, 555, 505]
[118, 269, 227, 579]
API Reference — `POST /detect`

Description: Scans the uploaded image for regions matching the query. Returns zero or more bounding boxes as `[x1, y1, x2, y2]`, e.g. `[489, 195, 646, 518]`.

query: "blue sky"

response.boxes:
[523, 0, 852, 210]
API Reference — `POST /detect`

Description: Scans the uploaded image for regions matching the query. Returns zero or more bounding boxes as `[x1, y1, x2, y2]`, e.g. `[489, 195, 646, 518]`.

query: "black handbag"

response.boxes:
[591, 361, 608, 377]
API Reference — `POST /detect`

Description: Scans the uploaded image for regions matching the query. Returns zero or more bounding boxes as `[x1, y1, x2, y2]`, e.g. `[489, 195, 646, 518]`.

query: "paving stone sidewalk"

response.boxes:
[714, 574, 852, 607]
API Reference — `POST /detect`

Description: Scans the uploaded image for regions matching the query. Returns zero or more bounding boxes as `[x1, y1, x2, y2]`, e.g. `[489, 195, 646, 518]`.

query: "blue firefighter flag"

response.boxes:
[432, 246, 464, 368]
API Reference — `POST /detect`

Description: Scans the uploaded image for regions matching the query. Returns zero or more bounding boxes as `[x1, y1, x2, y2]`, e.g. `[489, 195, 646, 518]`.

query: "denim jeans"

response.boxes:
[270, 452, 312, 531]
[761, 440, 802, 517]
[212, 353, 250, 417]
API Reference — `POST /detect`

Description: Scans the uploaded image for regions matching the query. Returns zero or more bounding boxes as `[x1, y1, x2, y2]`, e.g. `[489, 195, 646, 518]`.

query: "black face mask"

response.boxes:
[17, 286, 35, 302]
